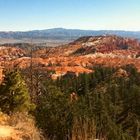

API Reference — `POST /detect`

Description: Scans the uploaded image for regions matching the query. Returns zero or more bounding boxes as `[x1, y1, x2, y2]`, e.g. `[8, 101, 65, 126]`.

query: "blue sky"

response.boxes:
[0, 0, 140, 31]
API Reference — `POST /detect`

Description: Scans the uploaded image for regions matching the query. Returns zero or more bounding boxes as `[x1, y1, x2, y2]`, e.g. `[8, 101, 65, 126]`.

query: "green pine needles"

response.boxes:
[0, 70, 34, 114]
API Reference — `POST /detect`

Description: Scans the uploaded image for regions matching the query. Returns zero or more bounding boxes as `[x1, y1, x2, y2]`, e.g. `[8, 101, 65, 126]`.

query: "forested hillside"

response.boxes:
[0, 65, 140, 140]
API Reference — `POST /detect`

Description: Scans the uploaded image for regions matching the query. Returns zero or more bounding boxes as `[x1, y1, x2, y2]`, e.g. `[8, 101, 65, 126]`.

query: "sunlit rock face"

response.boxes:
[0, 35, 140, 80]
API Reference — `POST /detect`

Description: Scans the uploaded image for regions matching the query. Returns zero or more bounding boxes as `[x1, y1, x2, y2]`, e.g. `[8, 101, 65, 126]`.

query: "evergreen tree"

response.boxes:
[0, 70, 33, 114]
[35, 84, 71, 140]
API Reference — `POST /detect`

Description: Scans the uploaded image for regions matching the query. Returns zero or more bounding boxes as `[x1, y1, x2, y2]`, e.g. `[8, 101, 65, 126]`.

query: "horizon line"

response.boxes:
[0, 27, 140, 32]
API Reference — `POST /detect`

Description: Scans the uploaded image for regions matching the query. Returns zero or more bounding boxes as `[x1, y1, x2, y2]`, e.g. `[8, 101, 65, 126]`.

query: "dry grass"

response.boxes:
[8, 112, 44, 140]
[0, 112, 98, 140]
[0, 112, 9, 125]
[0, 112, 44, 140]
[71, 117, 96, 140]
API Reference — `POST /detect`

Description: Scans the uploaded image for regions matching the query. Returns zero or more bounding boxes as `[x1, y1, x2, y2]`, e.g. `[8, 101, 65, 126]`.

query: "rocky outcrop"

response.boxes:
[0, 46, 26, 61]
[0, 35, 140, 80]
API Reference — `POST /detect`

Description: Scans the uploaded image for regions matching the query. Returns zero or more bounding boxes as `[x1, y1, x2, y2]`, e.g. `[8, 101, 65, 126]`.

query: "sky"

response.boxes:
[0, 0, 140, 31]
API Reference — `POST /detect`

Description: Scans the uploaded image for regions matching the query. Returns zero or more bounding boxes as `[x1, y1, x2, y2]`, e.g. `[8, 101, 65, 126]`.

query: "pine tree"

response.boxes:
[0, 70, 33, 114]
[35, 84, 71, 140]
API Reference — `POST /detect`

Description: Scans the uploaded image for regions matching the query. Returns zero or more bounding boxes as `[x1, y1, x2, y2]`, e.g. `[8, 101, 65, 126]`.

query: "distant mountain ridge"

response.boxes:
[0, 28, 140, 41]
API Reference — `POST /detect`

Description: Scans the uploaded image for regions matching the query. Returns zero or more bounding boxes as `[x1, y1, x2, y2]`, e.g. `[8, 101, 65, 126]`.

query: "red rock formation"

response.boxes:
[0, 35, 140, 80]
